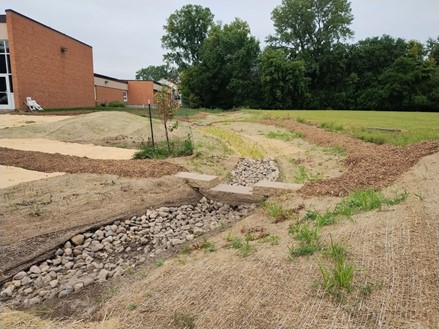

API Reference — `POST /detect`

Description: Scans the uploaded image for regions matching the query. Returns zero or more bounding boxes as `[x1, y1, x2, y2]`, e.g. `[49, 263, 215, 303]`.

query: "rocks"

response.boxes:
[13, 271, 26, 281]
[29, 265, 41, 274]
[1, 197, 256, 308]
[230, 158, 279, 187]
[71, 234, 85, 246]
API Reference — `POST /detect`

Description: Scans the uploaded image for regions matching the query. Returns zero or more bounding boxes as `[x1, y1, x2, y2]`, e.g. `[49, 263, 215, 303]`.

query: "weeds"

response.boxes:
[320, 121, 344, 132]
[294, 224, 320, 244]
[263, 201, 292, 223]
[127, 303, 137, 311]
[294, 166, 321, 183]
[173, 312, 195, 329]
[288, 243, 320, 259]
[192, 239, 216, 253]
[133, 134, 193, 159]
[155, 259, 165, 267]
[266, 130, 303, 141]
[259, 233, 280, 245]
[323, 145, 347, 157]
[324, 236, 348, 263]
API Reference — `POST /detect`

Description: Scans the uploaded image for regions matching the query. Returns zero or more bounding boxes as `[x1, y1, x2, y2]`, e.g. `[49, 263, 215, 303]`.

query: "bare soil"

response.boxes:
[0, 112, 438, 328]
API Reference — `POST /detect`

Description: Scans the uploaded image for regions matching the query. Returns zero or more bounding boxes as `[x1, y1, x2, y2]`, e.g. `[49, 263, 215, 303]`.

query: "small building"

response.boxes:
[126, 80, 164, 106]
[0, 9, 95, 111]
[94, 73, 128, 106]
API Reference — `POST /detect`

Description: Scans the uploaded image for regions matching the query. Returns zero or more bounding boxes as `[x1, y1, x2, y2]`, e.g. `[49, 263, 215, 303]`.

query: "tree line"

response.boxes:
[136, 0, 439, 111]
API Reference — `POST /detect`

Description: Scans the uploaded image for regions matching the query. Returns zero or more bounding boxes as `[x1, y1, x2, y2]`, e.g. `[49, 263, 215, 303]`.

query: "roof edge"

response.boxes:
[5, 9, 92, 48]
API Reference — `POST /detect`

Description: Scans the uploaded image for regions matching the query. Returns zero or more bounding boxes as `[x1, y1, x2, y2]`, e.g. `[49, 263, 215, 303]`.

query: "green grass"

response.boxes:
[265, 130, 303, 141]
[323, 145, 347, 157]
[242, 109, 439, 145]
[263, 201, 293, 223]
[294, 224, 320, 244]
[199, 126, 265, 159]
[133, 134, 193, 159]
[288, 243, 321, 258]
[294, 166, 321, 183]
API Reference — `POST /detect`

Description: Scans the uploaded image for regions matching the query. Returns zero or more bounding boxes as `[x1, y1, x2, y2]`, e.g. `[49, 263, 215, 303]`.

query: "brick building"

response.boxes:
[0, 10, 95, 111]
[0, 9, 178, 111]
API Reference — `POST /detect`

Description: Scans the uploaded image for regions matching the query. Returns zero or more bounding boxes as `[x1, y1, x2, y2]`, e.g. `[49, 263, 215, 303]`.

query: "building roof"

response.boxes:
[4, 9, 92, 48]
[94, 73, 128, 84]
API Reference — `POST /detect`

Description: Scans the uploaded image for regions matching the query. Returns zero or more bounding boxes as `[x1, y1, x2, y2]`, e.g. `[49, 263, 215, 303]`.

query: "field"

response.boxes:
[0, 109, 438, 329]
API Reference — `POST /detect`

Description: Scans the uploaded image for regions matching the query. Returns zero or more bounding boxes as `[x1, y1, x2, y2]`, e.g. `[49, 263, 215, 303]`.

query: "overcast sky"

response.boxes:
[2, 0, 438, 79]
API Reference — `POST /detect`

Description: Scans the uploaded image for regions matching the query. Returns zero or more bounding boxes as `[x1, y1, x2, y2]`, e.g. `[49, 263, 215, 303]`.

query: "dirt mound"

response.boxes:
[0, 111, 148, 144]
[0, 148, 184, 178]
[262, 119, 439, 196]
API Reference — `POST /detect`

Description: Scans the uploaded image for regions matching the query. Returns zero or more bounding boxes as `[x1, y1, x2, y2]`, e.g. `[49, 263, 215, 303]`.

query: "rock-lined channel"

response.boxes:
[229, 158, 279, 187]
[0, 158, 280, 307]
[0, 198, 256, 307]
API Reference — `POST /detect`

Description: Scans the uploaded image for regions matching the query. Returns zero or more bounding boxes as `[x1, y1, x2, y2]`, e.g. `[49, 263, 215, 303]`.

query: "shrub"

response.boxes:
[133, 134, 193, 159]
[108, 100, 126, 107]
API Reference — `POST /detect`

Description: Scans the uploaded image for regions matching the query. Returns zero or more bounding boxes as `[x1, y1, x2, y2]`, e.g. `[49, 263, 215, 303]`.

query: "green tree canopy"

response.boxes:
[161, 4, 214, 70]
[270, 0, 354, 60]
[181, 19, 261, 109]
[135, 64, 178, 82]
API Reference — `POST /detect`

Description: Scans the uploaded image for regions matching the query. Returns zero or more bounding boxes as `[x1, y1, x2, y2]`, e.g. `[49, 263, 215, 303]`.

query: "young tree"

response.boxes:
[154, 87, 179, 151]
[161, 4, 214, 70]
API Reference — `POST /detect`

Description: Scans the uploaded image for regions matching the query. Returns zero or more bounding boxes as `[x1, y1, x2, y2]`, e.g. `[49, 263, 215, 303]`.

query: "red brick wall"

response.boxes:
[127, 80, 154, 105]
[95, 86, 125, 104]
[6, 10, 95, 110]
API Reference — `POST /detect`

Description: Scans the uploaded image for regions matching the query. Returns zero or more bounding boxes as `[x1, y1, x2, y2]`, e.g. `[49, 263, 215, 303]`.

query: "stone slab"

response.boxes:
[175, 172, 220, 189]
[200, 184, 264, 205]
[253, 180, 303, 196]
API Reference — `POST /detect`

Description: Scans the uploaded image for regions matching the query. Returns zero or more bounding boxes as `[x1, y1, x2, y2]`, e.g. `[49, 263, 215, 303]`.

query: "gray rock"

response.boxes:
[98, 269, 109, 282]
[29, 265, 41, 274]
[64, 248, 73, 256]
[1, 286, 14, 297]
[13, 271, 26, 281]
[34, 277, 44, 289]
[49, 279, 59, 288]
[71, 234, 85, 246]
[83, 276, 94, 287]
[28, 296, 42, 305]
[90, 242, 104, 252]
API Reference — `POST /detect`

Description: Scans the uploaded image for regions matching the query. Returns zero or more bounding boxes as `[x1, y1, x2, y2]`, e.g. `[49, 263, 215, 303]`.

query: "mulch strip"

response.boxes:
[260, 119, 439, 196]
[0, 147, 185, 178]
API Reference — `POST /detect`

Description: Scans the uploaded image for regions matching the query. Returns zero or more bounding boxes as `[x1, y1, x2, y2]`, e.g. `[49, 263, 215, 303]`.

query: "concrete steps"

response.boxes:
[175, 172, 303, 205]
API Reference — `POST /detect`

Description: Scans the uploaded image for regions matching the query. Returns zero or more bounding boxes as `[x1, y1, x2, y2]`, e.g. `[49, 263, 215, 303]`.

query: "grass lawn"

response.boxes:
[242, 109, 439, 145]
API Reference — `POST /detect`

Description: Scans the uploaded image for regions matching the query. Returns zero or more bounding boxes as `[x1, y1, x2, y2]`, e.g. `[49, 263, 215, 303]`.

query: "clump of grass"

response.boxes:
[324, 236, 348, 263]
[294, 166, 321, 183]
[263, 201, 293, 223]
[240, 240, 253, 258]
[288, 243, 321, 259]
[181, 245, 193, 255]
[266, 130, 303, 141]
[296, 117, 307, 124]
[192, 239, 217, 253]
[127, 303, 137, 311]
[294, 224, 320, 244]
[323, 145, 347, 157]
[333, 189, 408, 217]
[133, 134, 193, 159]
[320, 121, 344, 132]
[259, 233, 280, 245]
[173, 312, 195, 329]
[155, 259, 165, 267]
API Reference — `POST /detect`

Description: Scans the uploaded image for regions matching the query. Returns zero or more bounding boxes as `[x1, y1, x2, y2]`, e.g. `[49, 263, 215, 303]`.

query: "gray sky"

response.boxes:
[2, 0, 438, 79]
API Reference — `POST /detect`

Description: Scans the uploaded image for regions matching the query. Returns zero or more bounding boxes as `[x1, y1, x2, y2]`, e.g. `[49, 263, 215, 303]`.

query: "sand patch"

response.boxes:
[0, 165, 65, 188]
[0, 138, 136, 159]
[0, 114, 72, 129]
